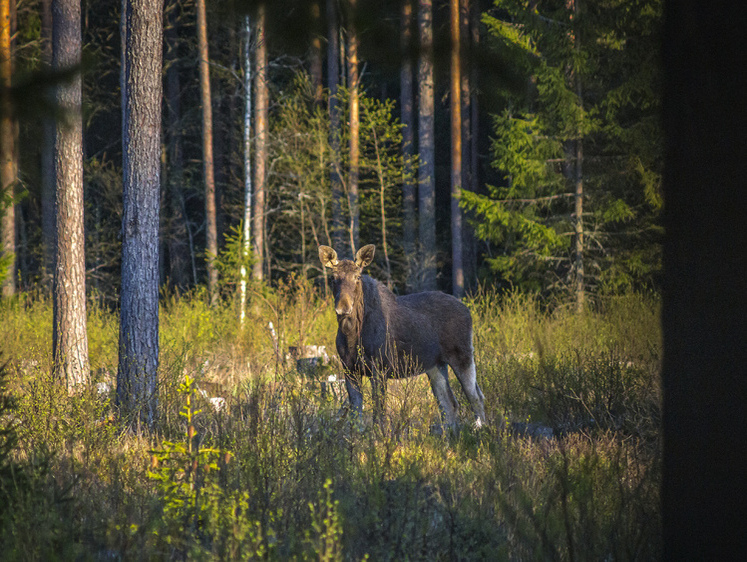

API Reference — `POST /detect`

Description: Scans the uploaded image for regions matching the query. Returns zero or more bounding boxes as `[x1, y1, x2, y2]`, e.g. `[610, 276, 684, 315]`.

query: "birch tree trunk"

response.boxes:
[196, 0, 218, 304]
[52, 0, 89, 392]
[117, 0, 163, 429]
[240, 14, 251, 326]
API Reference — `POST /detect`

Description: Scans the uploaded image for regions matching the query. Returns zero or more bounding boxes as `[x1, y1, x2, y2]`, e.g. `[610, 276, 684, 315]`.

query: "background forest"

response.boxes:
[0, 0, 666, 559]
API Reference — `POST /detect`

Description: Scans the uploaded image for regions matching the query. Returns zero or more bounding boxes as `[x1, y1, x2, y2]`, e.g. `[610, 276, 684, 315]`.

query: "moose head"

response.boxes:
[318, 244, 375, 317]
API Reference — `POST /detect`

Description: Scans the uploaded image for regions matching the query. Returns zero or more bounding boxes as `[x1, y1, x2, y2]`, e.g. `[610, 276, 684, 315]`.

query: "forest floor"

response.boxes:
[0, 286, 661, 560]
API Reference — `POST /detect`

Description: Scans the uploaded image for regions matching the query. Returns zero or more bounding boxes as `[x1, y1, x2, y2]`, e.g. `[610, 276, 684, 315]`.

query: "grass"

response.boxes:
[0, 284, 661, 560]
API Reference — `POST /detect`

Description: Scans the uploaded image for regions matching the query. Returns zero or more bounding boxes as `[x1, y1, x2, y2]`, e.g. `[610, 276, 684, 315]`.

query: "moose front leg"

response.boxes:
[344, 372, 364, 415]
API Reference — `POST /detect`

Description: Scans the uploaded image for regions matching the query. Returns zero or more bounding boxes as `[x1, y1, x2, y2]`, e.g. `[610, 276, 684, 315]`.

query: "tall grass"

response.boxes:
[0, 285, 661, 559]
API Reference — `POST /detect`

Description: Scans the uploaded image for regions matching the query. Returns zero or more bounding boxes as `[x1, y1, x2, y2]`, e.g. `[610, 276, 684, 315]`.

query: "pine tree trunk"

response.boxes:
[346, 0, 359, 253]
[327, 0, 344, 252]
[400, 0, 416, 291]
[118, 0, 163, 429]
[0, 0, 15, 298]
[196, 0, 218, 304]
[52, 0, 89, 392]
[418, 0, 436, 290]
[572, 0, 584, 312]
[449, 0, 464, 298]
[460, 0, 476, 292]
[252, 3, 267, 281]
[165, 0, 189, 290]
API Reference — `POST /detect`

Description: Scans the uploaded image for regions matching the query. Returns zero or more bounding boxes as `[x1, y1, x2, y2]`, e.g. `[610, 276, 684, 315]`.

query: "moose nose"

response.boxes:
[335, 303, 353, 316]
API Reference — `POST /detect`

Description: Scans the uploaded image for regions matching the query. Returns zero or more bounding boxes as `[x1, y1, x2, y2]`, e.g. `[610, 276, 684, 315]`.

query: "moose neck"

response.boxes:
[336, 276, 374, 365]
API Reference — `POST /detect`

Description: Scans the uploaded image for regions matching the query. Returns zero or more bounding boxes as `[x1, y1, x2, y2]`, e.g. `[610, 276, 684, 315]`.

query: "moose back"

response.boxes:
[319, 244, 486, 428]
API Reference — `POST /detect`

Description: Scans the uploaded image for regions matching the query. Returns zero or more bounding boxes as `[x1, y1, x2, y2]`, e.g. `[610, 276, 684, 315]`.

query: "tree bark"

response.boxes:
[309, 1, 323, 106]
[572, 0, 583, 312]
[662, 1, 747, 559]
[327, 0, 344, 252]
[417, 0, 436, 290]
[252, 2, 267, 281]
[449, 0, 463, 298]
[0, 0, 15, 297]
[41, 0, 55, 288]
[400, 0, 416, 291]
[196, 0, 218, 304]
[240, 13, 251, 326]
[52, 0, 90, 392]
[346, 0, 359, 253]
[118, 0, 163, 429]
[164, 0, 189, 290]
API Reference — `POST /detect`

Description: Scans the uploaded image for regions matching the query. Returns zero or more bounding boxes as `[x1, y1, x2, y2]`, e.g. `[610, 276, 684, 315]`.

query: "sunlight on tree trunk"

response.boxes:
[52, 0, 89, 392]
[346, 0, 360, 253]
[252, 3, 267, 282]
[327, 0, 344, 252]
[450, 0, 464, 298]
[0, 0, 15, 298]
[196, 0, 218, 305]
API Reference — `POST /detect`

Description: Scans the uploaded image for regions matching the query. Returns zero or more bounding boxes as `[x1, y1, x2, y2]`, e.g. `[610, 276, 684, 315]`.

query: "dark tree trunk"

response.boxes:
[117, 0, 163, 429]
[401, 0, 416, 291]
[327, 0, 344, 252]
[164, 0, 189, 290]
[41, 0, 55, 288]
[662, 1, 747, 560]
[309, 1, 323, 105]
[417, 0, 436, 290]
[52, 0, 89, 391]
[252, 2, 267, 281]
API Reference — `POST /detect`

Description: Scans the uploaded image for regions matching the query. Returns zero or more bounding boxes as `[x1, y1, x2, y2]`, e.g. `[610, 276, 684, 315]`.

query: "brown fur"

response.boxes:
[319, 245, 486, 427]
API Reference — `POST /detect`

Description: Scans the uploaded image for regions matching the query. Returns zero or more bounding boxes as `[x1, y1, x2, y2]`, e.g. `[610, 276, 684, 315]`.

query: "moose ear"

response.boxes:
[318, 246, 339, 269]
[355, 245, 375, 268]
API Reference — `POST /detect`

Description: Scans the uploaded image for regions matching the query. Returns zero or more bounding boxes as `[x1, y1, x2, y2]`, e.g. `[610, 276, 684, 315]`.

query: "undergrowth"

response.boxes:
[0, 286, 661, 559]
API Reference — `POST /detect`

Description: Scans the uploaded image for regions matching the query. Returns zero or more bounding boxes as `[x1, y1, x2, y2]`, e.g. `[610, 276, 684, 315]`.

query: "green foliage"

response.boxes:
[0, 290, 661, 559]
[468, 0, 663, 297]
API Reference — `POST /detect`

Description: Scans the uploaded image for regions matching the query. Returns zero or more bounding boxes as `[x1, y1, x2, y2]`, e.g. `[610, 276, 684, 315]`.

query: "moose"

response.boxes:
[319, 244, 486, 429]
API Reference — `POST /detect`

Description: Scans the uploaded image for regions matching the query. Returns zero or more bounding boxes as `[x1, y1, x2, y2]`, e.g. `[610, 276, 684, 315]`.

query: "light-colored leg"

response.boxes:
[426, 365, 459, 429]
[452, 357, 486, 426]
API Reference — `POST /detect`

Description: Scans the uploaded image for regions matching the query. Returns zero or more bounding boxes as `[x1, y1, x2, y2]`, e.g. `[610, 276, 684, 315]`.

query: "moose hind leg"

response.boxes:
[452, 355, 486, 427]
[426, 365, 459, 429]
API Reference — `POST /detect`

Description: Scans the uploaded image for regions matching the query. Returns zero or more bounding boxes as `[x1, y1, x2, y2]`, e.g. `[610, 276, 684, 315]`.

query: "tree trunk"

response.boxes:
[118, 0, 163, 429]
[460, 0, 476, 292]
[252, 2, 267, 281]
[240, 13, 251, 326]
[52, 0, 89, 392]
[309, 1, 323, 106]
[196, 0, 218, 304]
[346, 0, 359, 253]
[40, 0, 55, 289]
[449, 0, 463, 298]
[572, 0, 584, 312]
[164, 0, 189, 290]
[400, 0, 416, 291]
[0, 0, 15, 297]
[662, 1, 747, 559]
[327, 0, 344, 252]
[417, 0, 436, 290]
